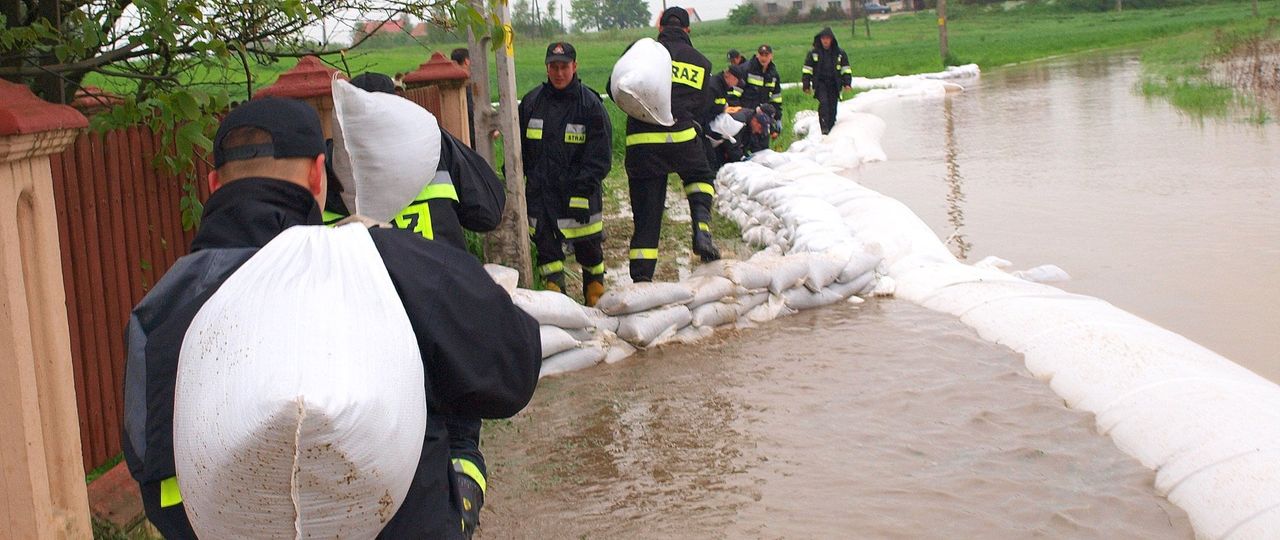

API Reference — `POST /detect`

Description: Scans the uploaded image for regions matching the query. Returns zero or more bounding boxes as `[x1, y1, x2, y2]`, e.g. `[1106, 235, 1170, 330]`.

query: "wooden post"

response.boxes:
[402, 52, 473, 146]
[254, 56, 348, 139]
[1116, 0, 1123, 12]
[0, 79, 93, 540]
[471, 0, 533, 287]
[467, 26, 497, 167]
[937, 0, 949, 65]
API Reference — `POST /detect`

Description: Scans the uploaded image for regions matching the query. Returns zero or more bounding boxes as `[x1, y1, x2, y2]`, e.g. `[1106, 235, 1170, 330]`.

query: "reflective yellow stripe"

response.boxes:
[714, 97, 727, 105]
[528, 225, 536, 235]
[564, 132, 586, 144]
[766, 81, 777, 88]
[811, 53, 819, 61]
[452, 458, 487, 495]
[684, 182, 715, 196]
[539, 260, 564, 274]
[160, 477, 182, 508]
[526, 128, 543, 140]
[671, 61, 706, 89]
[747, 73, 765, 86]
[569, 197, 590, 209]
[422, 183, 458, 201]
[626, 127, 698, 146]
[630, 248, 658, 260]
[698, 222, 710, 232]
[728, 88, 743, 96]
[322, 210, 347, 226]
[585, 262, 606, 275]
[841, 67, 853, 74]
[393, 202, 434, 239]
[802, 66, 814, 74]
[770, 95, 783, 103]
[561, 220, 603, 239]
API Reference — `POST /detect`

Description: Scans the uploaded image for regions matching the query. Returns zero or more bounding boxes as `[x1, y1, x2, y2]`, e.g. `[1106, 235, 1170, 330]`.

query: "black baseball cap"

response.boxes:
[757, 44, 773, 55]
[727, 63, 750, 81]
[727, 49, 741, 62]
[545, 42, 576, 64]
[213, 97, 325, 168]
[660, 6, 690, 28]
[350, 72, 396, 94]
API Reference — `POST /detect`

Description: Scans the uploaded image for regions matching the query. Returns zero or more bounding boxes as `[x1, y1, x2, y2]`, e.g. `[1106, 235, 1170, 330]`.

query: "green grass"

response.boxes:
[1137, 14, 1279, 121]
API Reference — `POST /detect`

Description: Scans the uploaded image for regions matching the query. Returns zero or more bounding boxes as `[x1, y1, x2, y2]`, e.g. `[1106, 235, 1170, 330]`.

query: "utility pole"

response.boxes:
[1253, 0, 1259, 17]
[850, 0, 857, 39]
[1116, 0, 1122, 12]
[938, 0, 949, 65]
[467, 0, 533, 286]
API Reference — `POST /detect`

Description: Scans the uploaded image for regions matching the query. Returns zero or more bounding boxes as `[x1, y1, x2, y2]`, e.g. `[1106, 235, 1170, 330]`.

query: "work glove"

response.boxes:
[567, 196, 592, 224]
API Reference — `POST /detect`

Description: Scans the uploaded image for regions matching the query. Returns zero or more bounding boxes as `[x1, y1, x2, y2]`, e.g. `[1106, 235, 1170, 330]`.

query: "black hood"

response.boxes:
[191, 177, 322, 252]
[813, 26, 839, 49]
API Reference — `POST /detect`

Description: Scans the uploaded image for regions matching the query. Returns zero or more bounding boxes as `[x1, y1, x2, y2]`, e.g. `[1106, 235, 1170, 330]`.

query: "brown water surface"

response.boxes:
[477, 301, 1191, 538]
[856, 53, 1280, 382]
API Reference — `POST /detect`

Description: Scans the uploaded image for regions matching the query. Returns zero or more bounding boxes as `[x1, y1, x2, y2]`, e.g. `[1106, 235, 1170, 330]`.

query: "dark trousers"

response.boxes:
[625, 134, 716, 282]
[444, 415, 485, 477]
[815, 83, 840, 134]
[531, 216, 605, 283]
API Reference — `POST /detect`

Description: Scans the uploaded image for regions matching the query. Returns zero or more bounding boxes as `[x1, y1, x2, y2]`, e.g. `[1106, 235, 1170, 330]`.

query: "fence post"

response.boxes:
[403, 52, 473, 146]
[0, 79, 93, 539]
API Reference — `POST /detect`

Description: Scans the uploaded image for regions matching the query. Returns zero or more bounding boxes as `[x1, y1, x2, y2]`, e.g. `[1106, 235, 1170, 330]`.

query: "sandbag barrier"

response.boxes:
[714, 66, 1280, 539]
[484, 250, 881, 380]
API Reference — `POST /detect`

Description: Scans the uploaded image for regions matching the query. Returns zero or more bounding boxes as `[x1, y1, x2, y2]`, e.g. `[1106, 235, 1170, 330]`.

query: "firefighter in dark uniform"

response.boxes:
[518, 42, 613, 306]
[802, 27, 853, 135]
[123, 97, 540, 539]
[617, 6, 720, 282]
[322, 72, 505, 538]
[701, 62, 749, 171]
[738, 44, 783, 152]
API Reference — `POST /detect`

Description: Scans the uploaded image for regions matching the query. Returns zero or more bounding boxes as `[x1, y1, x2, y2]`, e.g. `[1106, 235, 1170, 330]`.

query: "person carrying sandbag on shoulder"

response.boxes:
[120, 97, 541, 539]
[518, 42, 613, 306]
[802, 27, 853, 135]
[609, 6, 721, 283]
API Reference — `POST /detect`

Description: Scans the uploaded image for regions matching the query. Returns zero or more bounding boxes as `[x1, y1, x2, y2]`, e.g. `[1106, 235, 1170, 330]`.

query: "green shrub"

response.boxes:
[728, 3, 761, 25]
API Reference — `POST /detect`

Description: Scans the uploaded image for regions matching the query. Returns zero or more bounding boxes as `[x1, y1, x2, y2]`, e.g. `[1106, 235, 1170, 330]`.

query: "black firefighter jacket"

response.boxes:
[619, 27, 715, 141]
[324, 128, 504, 250]
[740, 55, 783, 119]
[518, 76, 612, 226]
[121, 178, 541, 539]
[802, 28, 853, 90]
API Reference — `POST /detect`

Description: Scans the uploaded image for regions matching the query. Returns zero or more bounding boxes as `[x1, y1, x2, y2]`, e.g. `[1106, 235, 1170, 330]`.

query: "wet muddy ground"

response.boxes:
[476, 300, 1191, 538]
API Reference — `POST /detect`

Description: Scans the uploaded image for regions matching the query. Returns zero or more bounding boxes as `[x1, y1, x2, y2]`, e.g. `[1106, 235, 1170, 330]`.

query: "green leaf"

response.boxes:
[172, 91, 200, 120]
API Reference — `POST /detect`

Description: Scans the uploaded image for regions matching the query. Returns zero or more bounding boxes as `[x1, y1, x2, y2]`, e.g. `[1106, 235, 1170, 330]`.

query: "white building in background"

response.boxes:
[749, 0, 850, 21]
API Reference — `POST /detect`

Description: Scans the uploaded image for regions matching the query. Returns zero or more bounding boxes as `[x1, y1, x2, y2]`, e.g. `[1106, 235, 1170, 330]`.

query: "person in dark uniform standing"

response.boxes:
[618, 6, 720, 282]
[122, 97, 541, 539]
[802, 27, 853, 135]
[738, 44, 783, 152]
[322, 72, 505, 538]
[518, 42, 613, 305]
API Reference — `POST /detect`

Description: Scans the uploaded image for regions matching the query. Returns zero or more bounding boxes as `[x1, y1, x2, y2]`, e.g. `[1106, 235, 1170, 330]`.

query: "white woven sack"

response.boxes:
[511, 289, 593, 328]
[595, 282, 694, 316]
[540, 326, 580, 358]
[616, 305, 692, 347]
[332, 79, 442, 222]
[174, 225, 426, 539]
[610, 38, 675, 126]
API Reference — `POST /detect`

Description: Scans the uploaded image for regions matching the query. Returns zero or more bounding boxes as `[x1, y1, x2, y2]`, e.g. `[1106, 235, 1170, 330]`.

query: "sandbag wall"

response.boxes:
[483, 249, 881, 379]
[715, 66, 1280, 539]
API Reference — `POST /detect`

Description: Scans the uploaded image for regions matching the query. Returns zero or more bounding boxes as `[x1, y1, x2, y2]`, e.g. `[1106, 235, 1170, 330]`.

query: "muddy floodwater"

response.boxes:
[478, 301, 1191, 538]
[856, 53, 1280, 382]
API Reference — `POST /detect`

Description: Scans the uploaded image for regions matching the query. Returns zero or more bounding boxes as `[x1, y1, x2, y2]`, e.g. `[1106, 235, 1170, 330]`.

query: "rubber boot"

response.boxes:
[693, 229, 721, 263]
[544, 272, 566, 294]
[455, 472, 484, 539]
[584, 280, 606, 307]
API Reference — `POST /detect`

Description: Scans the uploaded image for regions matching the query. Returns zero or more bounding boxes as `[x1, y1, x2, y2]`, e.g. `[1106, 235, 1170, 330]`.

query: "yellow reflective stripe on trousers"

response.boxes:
[671, 61, 706, 89]
[452, 458, 488, 494]
[569, 197, 590, 209]
[630, 248, 658, 260]
[585, 262, 606, 274]
[698, 222, 710, 232]
[684, 182, 715, 196]
[625, 127, 698, 146]
[561, 220, 603, 239]
[539, 260, 564, 274]
[160, 477, 183, 508]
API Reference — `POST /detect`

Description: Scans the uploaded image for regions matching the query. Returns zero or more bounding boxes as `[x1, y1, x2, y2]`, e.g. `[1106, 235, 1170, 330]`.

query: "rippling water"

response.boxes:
[478, 301, 1191, 538]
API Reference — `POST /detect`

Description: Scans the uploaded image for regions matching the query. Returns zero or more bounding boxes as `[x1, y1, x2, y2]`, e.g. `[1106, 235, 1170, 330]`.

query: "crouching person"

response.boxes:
[121, 98, 541, 539]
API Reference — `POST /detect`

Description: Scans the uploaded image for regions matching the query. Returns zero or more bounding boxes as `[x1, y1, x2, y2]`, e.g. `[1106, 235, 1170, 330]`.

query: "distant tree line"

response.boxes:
[570, 0, 650, 31]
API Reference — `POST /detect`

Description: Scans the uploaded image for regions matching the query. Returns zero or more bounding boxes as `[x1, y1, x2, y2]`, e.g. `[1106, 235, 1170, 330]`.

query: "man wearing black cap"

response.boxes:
[725, 50, 746, 103]
[518, 42, 612, 305]
[739, 43, 783, 152]
[121, 97, 540, 539]
[615, 6, 721, 282]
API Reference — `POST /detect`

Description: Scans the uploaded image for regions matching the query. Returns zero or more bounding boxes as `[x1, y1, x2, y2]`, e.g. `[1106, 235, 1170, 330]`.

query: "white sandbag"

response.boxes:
[691, 258, 768, 289]
[684, 275, 737, 309]
[749, 253, 811, 295]
[583, 307, 620, 333]
[803, 252, 845, 292]
[539, 342, 608, 378]
[708, 112, 745, 142]
[511, 289, 593, 328]
[783, 286, 845, 311]
[1013, 264, 1071, 283]
[604, 338, 638, 364]
[562, 326, 598, 342]
[691, 301, 740, 328]
[744, 295, 793, 324]
[670, 324, 715, 345]
[484, 264, 520, 294]
[616, 305, 692, 348]
[540, 326, 580, 358]
[839, 252, 881, 284]
[610, 38, 674, 126]
[595, 282, 694, 316]
[734, 291, 772, 316]
[174, 225, 424, 539]
[825, 279, 867, 300]
[332, 79, 442, 222]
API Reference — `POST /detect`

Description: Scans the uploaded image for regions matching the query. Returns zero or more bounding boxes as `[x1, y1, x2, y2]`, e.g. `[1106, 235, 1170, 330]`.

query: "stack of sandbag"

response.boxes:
[173, 225, 425, 538]
[610, 38, 674, 126]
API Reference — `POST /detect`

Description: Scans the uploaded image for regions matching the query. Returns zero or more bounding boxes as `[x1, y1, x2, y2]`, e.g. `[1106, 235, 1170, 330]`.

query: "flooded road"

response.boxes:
[856, 53, 1280, 382]
[478, 301, 1191, 538]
